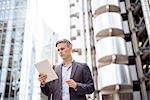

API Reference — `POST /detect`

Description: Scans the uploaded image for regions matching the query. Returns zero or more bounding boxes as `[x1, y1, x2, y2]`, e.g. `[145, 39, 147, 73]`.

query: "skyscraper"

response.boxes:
[69, 0, 150, 100]
[0, 0, 58, 100]
[0, 0, 27, 99]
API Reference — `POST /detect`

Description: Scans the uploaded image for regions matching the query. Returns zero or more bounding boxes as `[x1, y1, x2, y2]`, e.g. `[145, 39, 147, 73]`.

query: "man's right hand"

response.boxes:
[38, 73, 47, 85]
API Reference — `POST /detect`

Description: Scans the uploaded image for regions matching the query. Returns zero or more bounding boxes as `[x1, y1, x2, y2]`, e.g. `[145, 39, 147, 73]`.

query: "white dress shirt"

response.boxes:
[62, 64, 72, 100]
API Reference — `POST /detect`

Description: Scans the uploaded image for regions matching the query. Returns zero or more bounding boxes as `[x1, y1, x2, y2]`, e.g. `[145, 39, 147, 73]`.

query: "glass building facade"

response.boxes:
[0, 0, 57, 100]
[0, 0, 27, 99]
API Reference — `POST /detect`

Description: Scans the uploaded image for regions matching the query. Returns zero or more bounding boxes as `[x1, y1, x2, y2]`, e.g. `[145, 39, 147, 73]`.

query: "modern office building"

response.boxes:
[0, 0, 58, 100]
[0, 0, 27, 99]
[69, 0, 150, 100]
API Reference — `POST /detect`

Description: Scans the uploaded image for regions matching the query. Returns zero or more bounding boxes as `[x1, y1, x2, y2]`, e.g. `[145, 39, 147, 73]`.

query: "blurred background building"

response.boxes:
[0, 0, 27, 99]
[0, 0, 149, 100]
[0, 0, 57, 100]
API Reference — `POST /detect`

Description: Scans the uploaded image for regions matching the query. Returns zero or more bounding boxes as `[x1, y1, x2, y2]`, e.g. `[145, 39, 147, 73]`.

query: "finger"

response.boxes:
[39, 73, 44, 76]
[39, 73, 46, 76]
[39, 74, 47, 79]
[65, 79, 72, 83]
[38, 75, 47, 82]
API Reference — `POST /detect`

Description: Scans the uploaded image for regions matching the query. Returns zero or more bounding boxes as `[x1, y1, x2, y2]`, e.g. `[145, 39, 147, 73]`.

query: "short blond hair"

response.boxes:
[55, 39, 72, 47]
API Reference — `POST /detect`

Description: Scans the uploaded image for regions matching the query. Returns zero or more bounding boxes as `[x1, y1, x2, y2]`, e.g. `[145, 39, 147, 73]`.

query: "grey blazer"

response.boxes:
[41, 61, 95, 100]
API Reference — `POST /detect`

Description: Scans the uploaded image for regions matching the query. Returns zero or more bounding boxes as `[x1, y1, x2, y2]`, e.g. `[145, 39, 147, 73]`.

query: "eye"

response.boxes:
[58, 48, 65, 51]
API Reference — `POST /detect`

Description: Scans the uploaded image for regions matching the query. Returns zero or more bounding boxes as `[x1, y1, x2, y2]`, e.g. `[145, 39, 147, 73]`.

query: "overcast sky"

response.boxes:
[38, 0, 70, 39]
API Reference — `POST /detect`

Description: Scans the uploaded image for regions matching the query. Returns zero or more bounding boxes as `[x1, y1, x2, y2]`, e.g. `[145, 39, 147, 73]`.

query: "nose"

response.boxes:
[59, 50, 63, 55]
[59, 51, 62, 54]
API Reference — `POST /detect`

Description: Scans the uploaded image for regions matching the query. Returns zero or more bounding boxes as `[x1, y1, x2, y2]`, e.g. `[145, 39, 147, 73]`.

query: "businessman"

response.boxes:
[38, 39, 95, 100]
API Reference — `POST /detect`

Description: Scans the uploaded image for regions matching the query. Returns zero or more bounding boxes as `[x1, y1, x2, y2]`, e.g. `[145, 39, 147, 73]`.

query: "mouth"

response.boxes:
[60, 54, 63, 57]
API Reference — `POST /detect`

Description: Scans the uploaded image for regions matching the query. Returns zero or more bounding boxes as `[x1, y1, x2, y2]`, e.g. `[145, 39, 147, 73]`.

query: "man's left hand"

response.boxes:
[66, 79, 77, 89]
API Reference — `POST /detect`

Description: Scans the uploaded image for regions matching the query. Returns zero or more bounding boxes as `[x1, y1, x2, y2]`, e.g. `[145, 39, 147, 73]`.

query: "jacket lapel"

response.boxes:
[55, 64, 62, 95]
[70, 61, 78, 79]
[57, 65, 62, 80]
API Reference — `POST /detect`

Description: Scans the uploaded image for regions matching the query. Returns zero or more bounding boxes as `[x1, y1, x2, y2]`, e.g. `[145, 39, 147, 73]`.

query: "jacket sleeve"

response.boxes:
[40, 65, 56, 96]
[75, 64, 95, 95]
[40, 82, 53, 96]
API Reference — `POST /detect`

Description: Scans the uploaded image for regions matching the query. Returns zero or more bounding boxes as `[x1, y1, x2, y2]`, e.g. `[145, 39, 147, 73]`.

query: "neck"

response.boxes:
[63, 57, 72, 66]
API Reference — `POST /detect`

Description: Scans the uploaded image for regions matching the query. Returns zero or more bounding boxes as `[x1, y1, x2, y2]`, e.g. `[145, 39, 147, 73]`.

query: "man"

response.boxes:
[38, 39, 95, 100]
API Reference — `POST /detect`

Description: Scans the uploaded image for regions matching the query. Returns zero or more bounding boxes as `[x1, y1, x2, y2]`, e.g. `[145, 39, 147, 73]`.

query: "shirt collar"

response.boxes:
[61, 59, 74, 66]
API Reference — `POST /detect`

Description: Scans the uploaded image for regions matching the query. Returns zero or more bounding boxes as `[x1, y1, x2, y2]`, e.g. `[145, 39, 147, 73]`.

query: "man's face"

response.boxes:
[57, 43, 72, 60]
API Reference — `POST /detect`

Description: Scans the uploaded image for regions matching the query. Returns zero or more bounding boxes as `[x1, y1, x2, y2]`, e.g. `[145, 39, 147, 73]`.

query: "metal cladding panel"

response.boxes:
[120, 2, 127, 14]
[70, 6, 79, 15]
[70, 17, 79, 27]
[129, 65, 138, 81]
[92, 0, 120, 15]
[102, 93, 133, 100]
[94, 12, 124, 39]
[133, 92, 141, 100]
[126, 42, 134, 56]
[71, 28, 78, 37]
[98, 64, 132, 91]
[123, 20, 130, 34]
[96, 37, 128, 64]
[71, 37, 83, 49]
